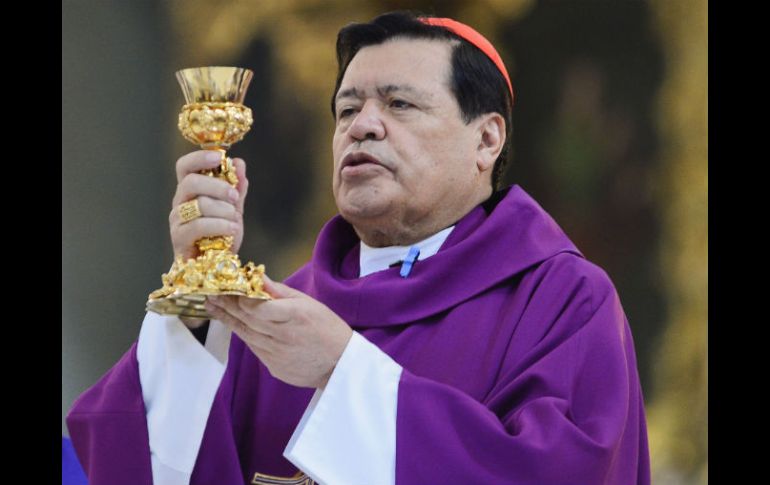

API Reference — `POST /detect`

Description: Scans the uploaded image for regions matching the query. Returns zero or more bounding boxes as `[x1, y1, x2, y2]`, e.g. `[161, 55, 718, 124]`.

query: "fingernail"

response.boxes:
[206, 151, 221, 162]
[228, 188, 239, 202]
[230, 222, 239, 234]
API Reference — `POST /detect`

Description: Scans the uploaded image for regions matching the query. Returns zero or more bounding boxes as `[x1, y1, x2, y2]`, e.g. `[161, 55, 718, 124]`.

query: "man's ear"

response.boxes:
[476, 113, 506, 173]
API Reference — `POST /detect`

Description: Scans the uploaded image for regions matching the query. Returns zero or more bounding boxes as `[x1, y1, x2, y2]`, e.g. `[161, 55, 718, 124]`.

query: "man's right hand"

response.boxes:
[169, 150, 249, 262]
[169, 150, 249, 330]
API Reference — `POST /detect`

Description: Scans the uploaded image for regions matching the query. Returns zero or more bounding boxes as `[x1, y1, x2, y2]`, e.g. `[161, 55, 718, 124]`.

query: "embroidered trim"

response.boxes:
[251, 471, 315, 485]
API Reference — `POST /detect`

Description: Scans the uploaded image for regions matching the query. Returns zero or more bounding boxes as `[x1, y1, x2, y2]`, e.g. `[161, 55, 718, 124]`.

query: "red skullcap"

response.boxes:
[418, 17, 514, 103]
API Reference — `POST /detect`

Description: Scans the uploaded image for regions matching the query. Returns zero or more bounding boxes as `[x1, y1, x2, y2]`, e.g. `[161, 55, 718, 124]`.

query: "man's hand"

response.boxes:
[169, 150, 249, 330]
[169, 150, 249, 261]
[204, 275, 353, 389]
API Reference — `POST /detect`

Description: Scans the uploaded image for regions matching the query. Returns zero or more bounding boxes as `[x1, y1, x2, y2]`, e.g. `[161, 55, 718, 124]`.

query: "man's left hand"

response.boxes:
[205, 276, 353, 389]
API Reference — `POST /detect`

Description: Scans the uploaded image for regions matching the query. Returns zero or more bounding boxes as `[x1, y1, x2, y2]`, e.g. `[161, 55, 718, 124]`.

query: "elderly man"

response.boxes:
[67, 11, 650, 485]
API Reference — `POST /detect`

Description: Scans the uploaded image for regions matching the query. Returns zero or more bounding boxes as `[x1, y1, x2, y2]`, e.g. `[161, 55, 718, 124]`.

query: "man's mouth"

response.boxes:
[342, 152, 383, 168]
[340, 152, 387, 176]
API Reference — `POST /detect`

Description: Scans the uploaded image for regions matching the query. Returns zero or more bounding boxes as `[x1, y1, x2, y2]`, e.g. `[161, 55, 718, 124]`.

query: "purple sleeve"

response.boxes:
[395, 265, 650, 485]
[65, 343, 153, 485]
[66, 336, 250, 485]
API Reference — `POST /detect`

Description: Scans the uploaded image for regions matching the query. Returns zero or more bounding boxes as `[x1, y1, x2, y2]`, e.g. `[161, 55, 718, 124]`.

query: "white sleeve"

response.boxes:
[283, 331, 403, 485]
[136, 312, 231, 485]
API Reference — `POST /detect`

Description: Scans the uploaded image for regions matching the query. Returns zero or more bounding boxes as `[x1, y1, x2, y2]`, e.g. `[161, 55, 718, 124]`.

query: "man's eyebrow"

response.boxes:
[336, 87, 362, 102]
[335, 84, 429, 103]
[376, 84, 423, 97]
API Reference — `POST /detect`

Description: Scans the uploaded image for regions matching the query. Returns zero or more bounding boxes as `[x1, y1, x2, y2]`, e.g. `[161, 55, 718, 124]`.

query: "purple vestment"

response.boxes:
[67, 185, 650, 484]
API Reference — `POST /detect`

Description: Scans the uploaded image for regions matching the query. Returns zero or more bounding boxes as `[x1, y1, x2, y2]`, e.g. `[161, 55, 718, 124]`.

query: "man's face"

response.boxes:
[332, 38, 489, 245]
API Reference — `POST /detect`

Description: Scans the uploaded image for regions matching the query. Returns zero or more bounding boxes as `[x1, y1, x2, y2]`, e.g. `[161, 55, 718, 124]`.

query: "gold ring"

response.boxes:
[179, 199, 202, 224]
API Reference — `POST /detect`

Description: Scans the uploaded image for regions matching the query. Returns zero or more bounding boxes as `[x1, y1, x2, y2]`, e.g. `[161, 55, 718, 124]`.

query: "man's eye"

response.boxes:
[338, 108, 356, 118]
[390, 99, 412, 109]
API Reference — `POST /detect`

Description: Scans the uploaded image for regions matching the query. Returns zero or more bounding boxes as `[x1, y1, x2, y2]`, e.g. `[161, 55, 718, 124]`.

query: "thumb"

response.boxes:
[263, 273, 303, 299]
[232, 158, 249, 214]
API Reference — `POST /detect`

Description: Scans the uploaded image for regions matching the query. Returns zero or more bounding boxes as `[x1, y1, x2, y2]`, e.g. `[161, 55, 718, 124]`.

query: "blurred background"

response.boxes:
[62, 0, 707, 483]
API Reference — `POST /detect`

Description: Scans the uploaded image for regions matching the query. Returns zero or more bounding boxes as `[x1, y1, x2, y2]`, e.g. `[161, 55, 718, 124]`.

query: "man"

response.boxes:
[67, 11, 650, 485]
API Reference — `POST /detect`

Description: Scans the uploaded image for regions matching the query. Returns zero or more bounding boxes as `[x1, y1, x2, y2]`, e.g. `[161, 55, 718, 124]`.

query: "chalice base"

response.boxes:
[146, 249, 271, 319]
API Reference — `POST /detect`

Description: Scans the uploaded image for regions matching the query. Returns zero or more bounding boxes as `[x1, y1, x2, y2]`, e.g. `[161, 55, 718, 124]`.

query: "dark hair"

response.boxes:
[331, 11, 513, 190]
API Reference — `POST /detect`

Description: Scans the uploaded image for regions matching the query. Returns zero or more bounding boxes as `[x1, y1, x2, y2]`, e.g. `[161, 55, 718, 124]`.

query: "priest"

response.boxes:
[67, 11, 650, 485]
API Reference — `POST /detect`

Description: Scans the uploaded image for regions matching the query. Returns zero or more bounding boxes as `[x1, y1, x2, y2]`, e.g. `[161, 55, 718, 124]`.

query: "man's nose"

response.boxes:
[349, 101, 386, 141]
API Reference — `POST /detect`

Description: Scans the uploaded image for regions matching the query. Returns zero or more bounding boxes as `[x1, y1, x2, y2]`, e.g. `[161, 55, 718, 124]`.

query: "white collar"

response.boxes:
[359, 226, 455, 278]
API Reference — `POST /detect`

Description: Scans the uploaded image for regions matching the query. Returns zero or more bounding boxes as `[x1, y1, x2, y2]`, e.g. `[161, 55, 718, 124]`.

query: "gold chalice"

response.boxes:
[147, 66, 270, 319]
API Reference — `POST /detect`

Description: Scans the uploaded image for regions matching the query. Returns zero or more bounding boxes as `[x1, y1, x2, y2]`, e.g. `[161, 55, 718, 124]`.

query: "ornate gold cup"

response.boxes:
[147, 66, 270, 319]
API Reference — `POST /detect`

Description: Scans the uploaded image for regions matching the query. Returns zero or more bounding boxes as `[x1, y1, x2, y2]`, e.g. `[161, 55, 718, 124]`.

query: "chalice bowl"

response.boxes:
[147, 66, 270, 319]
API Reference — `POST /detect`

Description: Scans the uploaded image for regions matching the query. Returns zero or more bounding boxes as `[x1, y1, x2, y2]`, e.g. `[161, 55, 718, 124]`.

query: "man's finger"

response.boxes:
[208, 296, 283, 335]
[262, 274, 304, 299]
[206, 299, 275, 345]
[175, 150, 223, 183]
[173, 217, 238, 246]
[169, 196, 240, 226]
[173, 174, 240, 208]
